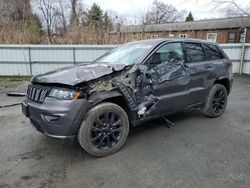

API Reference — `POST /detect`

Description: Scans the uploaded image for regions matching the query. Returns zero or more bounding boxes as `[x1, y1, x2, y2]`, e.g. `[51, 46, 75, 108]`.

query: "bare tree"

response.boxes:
[35, 0, 58, 44]
[212, 0, 250, 17]
[0, 0, 32, 23]
[55, 0, 68, 34]
[136, 5, 150, 25]
[145, 0, 186, 24]
[70, 0, 79, 26]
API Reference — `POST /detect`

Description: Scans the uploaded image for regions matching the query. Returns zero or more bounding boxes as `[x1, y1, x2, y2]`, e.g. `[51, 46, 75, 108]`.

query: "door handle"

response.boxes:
[205, 64, 213, 68]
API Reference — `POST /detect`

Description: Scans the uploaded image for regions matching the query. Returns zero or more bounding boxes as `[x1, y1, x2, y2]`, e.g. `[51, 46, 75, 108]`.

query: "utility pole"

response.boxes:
[239, 28, 247, 75]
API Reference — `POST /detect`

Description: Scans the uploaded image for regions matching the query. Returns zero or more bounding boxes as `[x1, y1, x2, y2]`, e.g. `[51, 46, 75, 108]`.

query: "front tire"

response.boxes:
[202, 84, 228, 118]
[77, 102, 129, 157]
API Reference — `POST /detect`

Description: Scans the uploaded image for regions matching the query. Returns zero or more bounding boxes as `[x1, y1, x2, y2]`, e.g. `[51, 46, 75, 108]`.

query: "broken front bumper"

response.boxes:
[22, 97, 90, 139]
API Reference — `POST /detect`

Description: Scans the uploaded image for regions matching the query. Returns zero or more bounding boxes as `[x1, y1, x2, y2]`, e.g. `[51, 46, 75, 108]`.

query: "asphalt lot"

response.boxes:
[0, 75, 250, 188]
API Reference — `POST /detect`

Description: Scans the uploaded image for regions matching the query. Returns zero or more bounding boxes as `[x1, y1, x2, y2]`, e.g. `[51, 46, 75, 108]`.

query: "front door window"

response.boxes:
[147, 42, 184, 66]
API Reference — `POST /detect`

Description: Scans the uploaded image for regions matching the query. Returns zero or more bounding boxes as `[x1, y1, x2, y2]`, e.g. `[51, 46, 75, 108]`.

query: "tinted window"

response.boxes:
[148, 43, 184, 65]
[185, 43, 205, 62]
[204, 44, 224, 60]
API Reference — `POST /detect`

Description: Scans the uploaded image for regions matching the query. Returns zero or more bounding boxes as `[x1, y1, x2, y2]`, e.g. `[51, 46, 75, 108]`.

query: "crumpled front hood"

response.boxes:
[32, 63, 126, 86]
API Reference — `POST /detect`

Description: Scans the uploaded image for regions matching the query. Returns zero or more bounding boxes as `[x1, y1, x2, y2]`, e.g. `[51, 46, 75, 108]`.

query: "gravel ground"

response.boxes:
[0, 75, 250, 188]
[0, 81, 28, 107]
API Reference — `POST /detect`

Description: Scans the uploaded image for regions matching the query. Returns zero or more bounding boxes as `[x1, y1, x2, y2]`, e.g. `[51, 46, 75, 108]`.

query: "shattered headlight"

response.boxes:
[48, 88, 80, 100]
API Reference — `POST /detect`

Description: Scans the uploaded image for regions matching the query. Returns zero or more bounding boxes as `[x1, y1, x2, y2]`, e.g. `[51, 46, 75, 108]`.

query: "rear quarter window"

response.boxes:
[203, 44, 224, 60]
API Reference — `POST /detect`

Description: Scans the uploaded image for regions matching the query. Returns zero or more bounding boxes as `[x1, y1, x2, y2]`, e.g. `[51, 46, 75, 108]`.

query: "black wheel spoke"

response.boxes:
[213, 105, 217, 113]
[218, 91, 222, 98]
[214, 92, 218, 98]
[112, 118, 122, 126]
[111, 127, 122, 133]
[107, 136, 112, 148]
[110, 132, 119, 143]
[212, 100, 217, 105]
[96, 117, 104, 126]
[216, 105, 220, 113]
[110, 112, 116, 124]
[92, 126, 101, 132]
[97, 135, 107, 148]
[92, 133, 102, 143]
[104, 112, 109, 122]
[219, 93, 225, 99]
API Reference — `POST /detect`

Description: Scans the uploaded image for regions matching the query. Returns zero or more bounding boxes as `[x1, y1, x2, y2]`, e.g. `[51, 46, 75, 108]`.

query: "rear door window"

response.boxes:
[203, 44, 224, 60]
[184, 43, 205, 63]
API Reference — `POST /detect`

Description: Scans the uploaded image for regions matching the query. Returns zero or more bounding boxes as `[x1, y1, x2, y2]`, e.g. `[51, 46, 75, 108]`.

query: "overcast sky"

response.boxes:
[86, 0, 248, 23]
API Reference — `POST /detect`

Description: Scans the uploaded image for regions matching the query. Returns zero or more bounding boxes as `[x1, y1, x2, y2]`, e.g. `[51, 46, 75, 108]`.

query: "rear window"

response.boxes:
[185, 43, 205, 63]
[203, 44, 224, 60]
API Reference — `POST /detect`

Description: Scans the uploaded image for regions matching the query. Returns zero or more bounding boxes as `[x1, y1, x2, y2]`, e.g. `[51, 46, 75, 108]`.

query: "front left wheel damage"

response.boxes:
[77, 102, 129, 157]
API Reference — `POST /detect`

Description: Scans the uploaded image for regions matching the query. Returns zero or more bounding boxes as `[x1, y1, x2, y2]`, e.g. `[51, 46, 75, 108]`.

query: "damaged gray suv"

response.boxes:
[22, 39, 233, 157]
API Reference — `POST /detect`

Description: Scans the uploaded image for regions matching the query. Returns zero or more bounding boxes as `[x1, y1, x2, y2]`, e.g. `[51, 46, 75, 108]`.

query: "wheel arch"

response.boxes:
[89, 90, 134, 124]
[214, 77, 231, 94]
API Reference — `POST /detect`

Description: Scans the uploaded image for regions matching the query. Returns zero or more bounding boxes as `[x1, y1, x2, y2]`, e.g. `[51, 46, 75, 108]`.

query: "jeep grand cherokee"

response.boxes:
[22, 39, 233, 157]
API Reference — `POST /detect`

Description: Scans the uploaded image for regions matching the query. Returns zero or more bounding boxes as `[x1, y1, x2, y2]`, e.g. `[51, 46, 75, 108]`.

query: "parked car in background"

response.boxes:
[22, 39, 233, 157]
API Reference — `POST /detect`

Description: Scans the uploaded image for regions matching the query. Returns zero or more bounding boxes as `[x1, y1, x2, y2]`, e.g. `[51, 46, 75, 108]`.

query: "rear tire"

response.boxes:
[202, 84, 228, 118]
[77, 102, 129, 157]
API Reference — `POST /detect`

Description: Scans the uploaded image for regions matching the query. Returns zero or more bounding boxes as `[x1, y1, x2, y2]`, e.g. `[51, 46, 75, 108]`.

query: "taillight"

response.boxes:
[226, 60, 232, 68]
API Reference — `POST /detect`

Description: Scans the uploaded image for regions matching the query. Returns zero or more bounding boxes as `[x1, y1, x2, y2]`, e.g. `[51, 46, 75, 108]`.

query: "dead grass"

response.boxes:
[0, 76, 31, 86]
[0, 21, 41, 44]
[0, 22, 152, 44]
[54, 25, 152, 44]
[0, 30, 40, 44]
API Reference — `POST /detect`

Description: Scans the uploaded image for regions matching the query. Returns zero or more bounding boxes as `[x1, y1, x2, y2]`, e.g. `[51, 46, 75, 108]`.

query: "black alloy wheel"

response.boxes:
[78, 102, 129, 157]
[202, 84, 228, 118]
[91, 112, 123, 149]
[212, 89, 226, 114]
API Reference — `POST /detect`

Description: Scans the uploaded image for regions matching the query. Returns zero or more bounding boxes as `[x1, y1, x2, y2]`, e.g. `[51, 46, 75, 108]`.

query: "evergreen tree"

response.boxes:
[185, 12, 194, 22]
[88, 3, 103, 26]
[26, 14, 42, 37]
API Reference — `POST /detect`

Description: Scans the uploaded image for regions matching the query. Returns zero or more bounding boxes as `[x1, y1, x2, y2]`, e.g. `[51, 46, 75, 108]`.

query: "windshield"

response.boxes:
[94, 43, 153, 65]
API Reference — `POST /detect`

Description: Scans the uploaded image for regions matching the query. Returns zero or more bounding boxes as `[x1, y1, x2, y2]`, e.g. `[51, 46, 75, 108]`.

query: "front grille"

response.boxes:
[27, 84, 50, 103]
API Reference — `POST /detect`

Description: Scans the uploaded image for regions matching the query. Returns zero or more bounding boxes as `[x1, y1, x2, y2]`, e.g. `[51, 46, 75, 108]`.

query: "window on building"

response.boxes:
[207, 33, 217, 42]
[184, 43, 205, 63]
[203, 44, 224, 60]
[151, 34, 158, 39]
[227, 32, 236, 43]
[179, 34, 188, 38]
